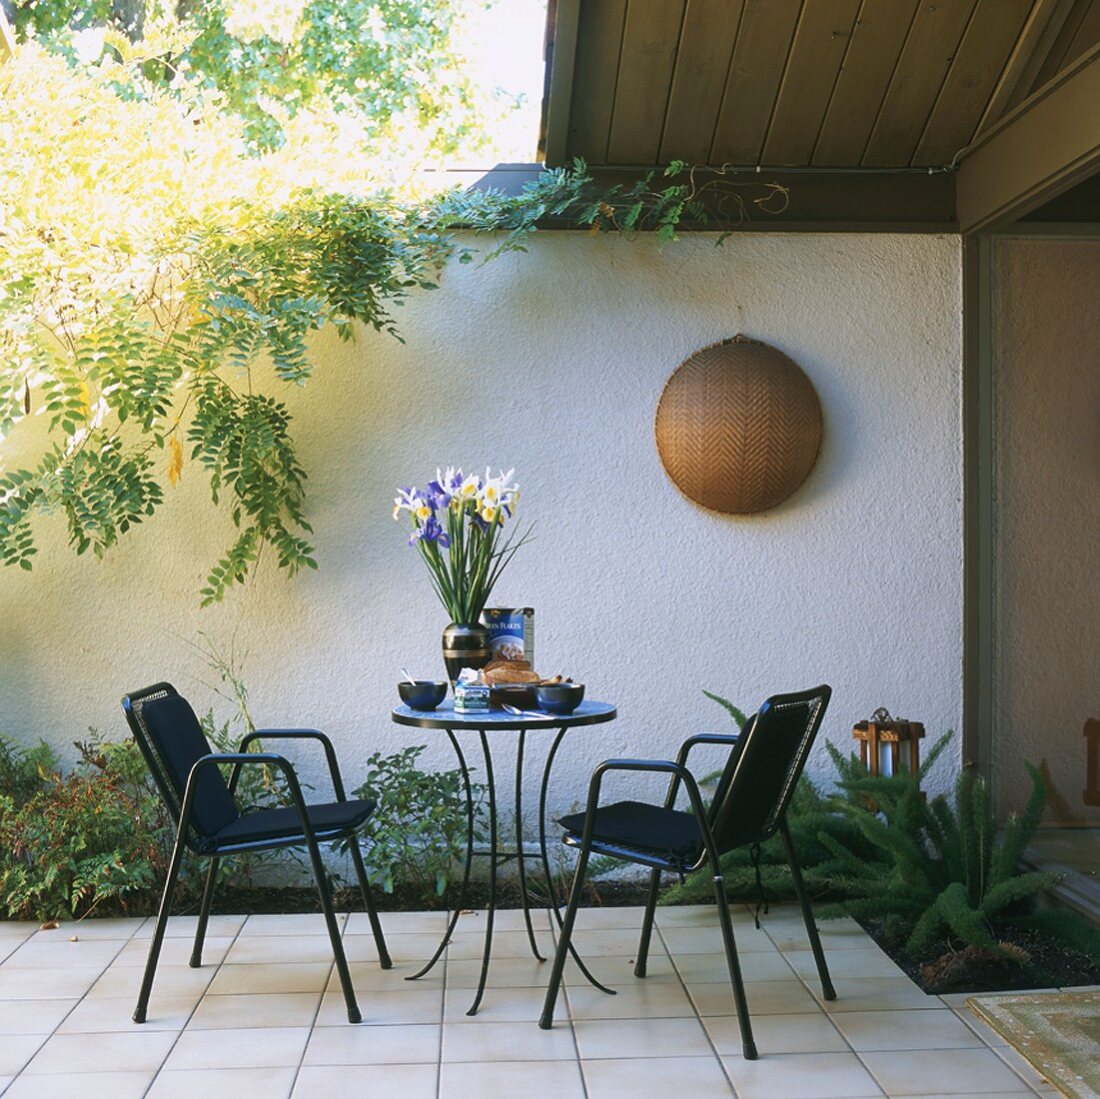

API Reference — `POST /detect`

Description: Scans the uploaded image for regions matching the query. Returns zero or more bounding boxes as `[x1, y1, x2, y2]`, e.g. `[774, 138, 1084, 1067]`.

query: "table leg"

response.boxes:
[406, 728, 473, 982]
[514, 729, 546, 962]
[467, 730, 497, 1016]
[539, 726, 616, 996]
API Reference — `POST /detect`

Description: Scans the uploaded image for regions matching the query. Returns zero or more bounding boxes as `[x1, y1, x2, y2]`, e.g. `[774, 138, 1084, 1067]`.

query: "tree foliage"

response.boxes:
[0, 3, 787, 602]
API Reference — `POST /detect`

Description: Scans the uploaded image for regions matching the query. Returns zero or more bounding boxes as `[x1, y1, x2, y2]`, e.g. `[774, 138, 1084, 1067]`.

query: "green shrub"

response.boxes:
[0, 734, 164, 920]
[0, 737, 57, 808]
[816, 744, 1100, 963]
[340, 744, 481, 899]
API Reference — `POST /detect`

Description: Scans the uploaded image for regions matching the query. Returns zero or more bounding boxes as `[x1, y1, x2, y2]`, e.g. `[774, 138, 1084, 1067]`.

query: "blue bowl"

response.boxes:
[536, 682, 585, 715]
[398, 681, 448, 711]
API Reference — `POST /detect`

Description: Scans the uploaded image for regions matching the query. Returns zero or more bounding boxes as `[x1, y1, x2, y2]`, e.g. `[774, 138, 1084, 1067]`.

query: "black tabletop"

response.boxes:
[391, 699, 617, 731]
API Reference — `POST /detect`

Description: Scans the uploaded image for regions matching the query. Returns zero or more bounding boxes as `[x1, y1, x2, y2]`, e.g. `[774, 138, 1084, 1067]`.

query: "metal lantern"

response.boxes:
[852, 708, 925, 786]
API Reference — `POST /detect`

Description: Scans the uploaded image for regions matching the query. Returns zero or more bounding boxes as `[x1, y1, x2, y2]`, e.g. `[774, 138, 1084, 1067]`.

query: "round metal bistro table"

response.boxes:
[390, 699, 617, 1015]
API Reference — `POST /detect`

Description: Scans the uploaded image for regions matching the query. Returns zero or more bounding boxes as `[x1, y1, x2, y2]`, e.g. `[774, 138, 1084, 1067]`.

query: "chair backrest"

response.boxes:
[707, 684, 831, 852]
[122, 682, 239, 841]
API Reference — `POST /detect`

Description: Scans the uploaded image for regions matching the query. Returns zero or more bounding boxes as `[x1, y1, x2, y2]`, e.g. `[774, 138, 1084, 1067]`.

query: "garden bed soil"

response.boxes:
[857, 917, 1100, 995]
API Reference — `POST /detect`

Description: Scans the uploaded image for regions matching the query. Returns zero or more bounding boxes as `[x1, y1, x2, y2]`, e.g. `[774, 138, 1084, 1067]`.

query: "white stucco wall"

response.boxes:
[0, 232, 963, 818]
[993, 238, 1100, 822]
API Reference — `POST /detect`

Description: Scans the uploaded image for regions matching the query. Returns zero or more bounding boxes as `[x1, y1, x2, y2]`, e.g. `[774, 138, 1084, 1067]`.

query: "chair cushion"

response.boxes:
[558, 801, 702, 862]
[213, 797, 377, 848]
[140, 694, 239, 836]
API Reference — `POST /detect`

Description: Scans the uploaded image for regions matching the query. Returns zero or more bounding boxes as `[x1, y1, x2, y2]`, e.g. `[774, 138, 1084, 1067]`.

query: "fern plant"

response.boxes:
[818, 745, 1062, 957]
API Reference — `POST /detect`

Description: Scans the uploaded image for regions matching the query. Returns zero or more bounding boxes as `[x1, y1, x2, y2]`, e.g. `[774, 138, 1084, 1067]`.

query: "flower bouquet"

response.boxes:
[394, 467, 531, 679]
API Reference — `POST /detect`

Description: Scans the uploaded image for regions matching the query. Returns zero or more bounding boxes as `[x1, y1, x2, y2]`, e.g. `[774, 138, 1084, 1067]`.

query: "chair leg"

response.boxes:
[189, 856, 219, 968]
[539, 843, 591, 1029]
[780, 818, 836, 1001]
[304, 834, 361, 1023]
[134, 823, 188, 1023]
[712, 866, 757, 1060]
[349, 836, 392, 969]
[634, 867, 663, 978]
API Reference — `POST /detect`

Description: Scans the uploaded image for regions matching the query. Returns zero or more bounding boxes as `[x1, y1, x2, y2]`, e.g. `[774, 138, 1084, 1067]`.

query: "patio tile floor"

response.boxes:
[0, 904, 1065, 1098]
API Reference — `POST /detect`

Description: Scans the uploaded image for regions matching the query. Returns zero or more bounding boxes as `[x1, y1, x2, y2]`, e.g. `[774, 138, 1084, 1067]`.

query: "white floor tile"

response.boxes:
[687, 978, 821, 1016]
[146, 1065, 297, 1099]
[861, 1047, 1035, 1095]
[3, 1070, 155, 1099]
[22, 1030, 176, 1075]
[292, 1063, 437, 1097]
[302, 1022, 440, 1065]
[704, 1012, 848, 1056]
[441, 1058, 585, 1099]
[59, 994, 196, 1032]
[573, 1016, 714, 1060]
[30, 918, 144, 941]
[222, 936, 336, 966]
[0, 1036, 47, 1077]
[818, 977, 941, 1013]
[113, 936, 233, 967]
[132, 915, 246, 939]
[446, 929, 551, 960]
[724, 1051, 884, 1098]
[0, 999, 78, 1034]
[345, 909, 448, 934]
[564, 978, 695, 1020]
[316, 986, 443, 1026]
[442, 1018, 577, 1062]
[831, 1008, 984, 1051]
[443, 984, 546, 1022]
[0, 967, 106, 1000]
[88, 962, 214, 1000]
[673, 949, 799, 983]
[207, 961, 332, 996]
[187, 992, 322, 1030]
[164, 1025, 310, 1070]
[239, 913, 345, 937]
[787, 946, 906, 980]
[582, 1054, 733, 1099]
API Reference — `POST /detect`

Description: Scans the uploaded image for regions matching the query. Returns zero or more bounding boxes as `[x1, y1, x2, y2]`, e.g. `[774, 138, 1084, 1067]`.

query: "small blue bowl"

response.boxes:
[536, 682, 585, 715]
[398, 680, 448, 711]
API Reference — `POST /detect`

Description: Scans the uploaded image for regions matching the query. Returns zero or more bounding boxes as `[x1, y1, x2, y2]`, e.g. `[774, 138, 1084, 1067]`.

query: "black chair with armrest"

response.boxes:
[538, 684, 836, 1059]
[122, 682, 391, 1024]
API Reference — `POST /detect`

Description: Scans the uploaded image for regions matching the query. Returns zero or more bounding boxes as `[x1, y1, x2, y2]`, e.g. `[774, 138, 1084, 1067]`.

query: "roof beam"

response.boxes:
[975, 0, 1076, 131]
[957, 39, 1100, 231]
[538, 0, 581, 167]
[457, 164, 958, 233]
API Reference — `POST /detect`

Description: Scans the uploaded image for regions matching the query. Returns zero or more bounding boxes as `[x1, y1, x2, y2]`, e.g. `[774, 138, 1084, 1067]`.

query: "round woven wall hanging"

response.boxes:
[655, 335, 823, 514]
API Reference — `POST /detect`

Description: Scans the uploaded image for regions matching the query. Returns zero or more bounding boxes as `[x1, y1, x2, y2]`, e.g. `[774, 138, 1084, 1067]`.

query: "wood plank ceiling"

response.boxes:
[547, 0, 1100, 169]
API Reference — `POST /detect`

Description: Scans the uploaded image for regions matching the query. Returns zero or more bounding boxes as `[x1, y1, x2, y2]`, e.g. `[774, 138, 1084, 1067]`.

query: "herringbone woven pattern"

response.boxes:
[655, 336, 823, 514]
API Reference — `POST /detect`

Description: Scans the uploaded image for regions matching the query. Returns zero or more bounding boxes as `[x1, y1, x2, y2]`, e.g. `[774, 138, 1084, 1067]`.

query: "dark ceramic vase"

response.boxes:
[441, 622, 492, 684]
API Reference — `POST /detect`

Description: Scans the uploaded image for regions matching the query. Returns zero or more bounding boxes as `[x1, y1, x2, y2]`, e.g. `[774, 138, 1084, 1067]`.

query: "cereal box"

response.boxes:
[481, 607, 534, 666]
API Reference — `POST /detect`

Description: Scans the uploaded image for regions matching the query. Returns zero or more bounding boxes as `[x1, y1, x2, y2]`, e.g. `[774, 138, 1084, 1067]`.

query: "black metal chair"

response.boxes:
[122, 682, 391, 1024]
[538, 684, 836, 1059]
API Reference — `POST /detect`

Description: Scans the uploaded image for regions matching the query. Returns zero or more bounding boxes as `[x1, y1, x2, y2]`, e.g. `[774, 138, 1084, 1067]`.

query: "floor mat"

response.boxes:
[968, 990, 1100, 1099]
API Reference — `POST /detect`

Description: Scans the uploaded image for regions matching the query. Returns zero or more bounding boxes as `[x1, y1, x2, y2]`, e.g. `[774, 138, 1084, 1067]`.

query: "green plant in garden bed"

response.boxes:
[661, 692, 1100, 973]
[816, 745, 1100, 964]
[337, 744, 482, 899]
[0, 707, 286, 922]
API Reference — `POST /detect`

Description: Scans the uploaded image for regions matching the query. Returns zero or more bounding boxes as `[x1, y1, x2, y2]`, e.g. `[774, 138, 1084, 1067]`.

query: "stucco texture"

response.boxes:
[993, 238, 1100, 822]
[0, 232, 963, 815]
